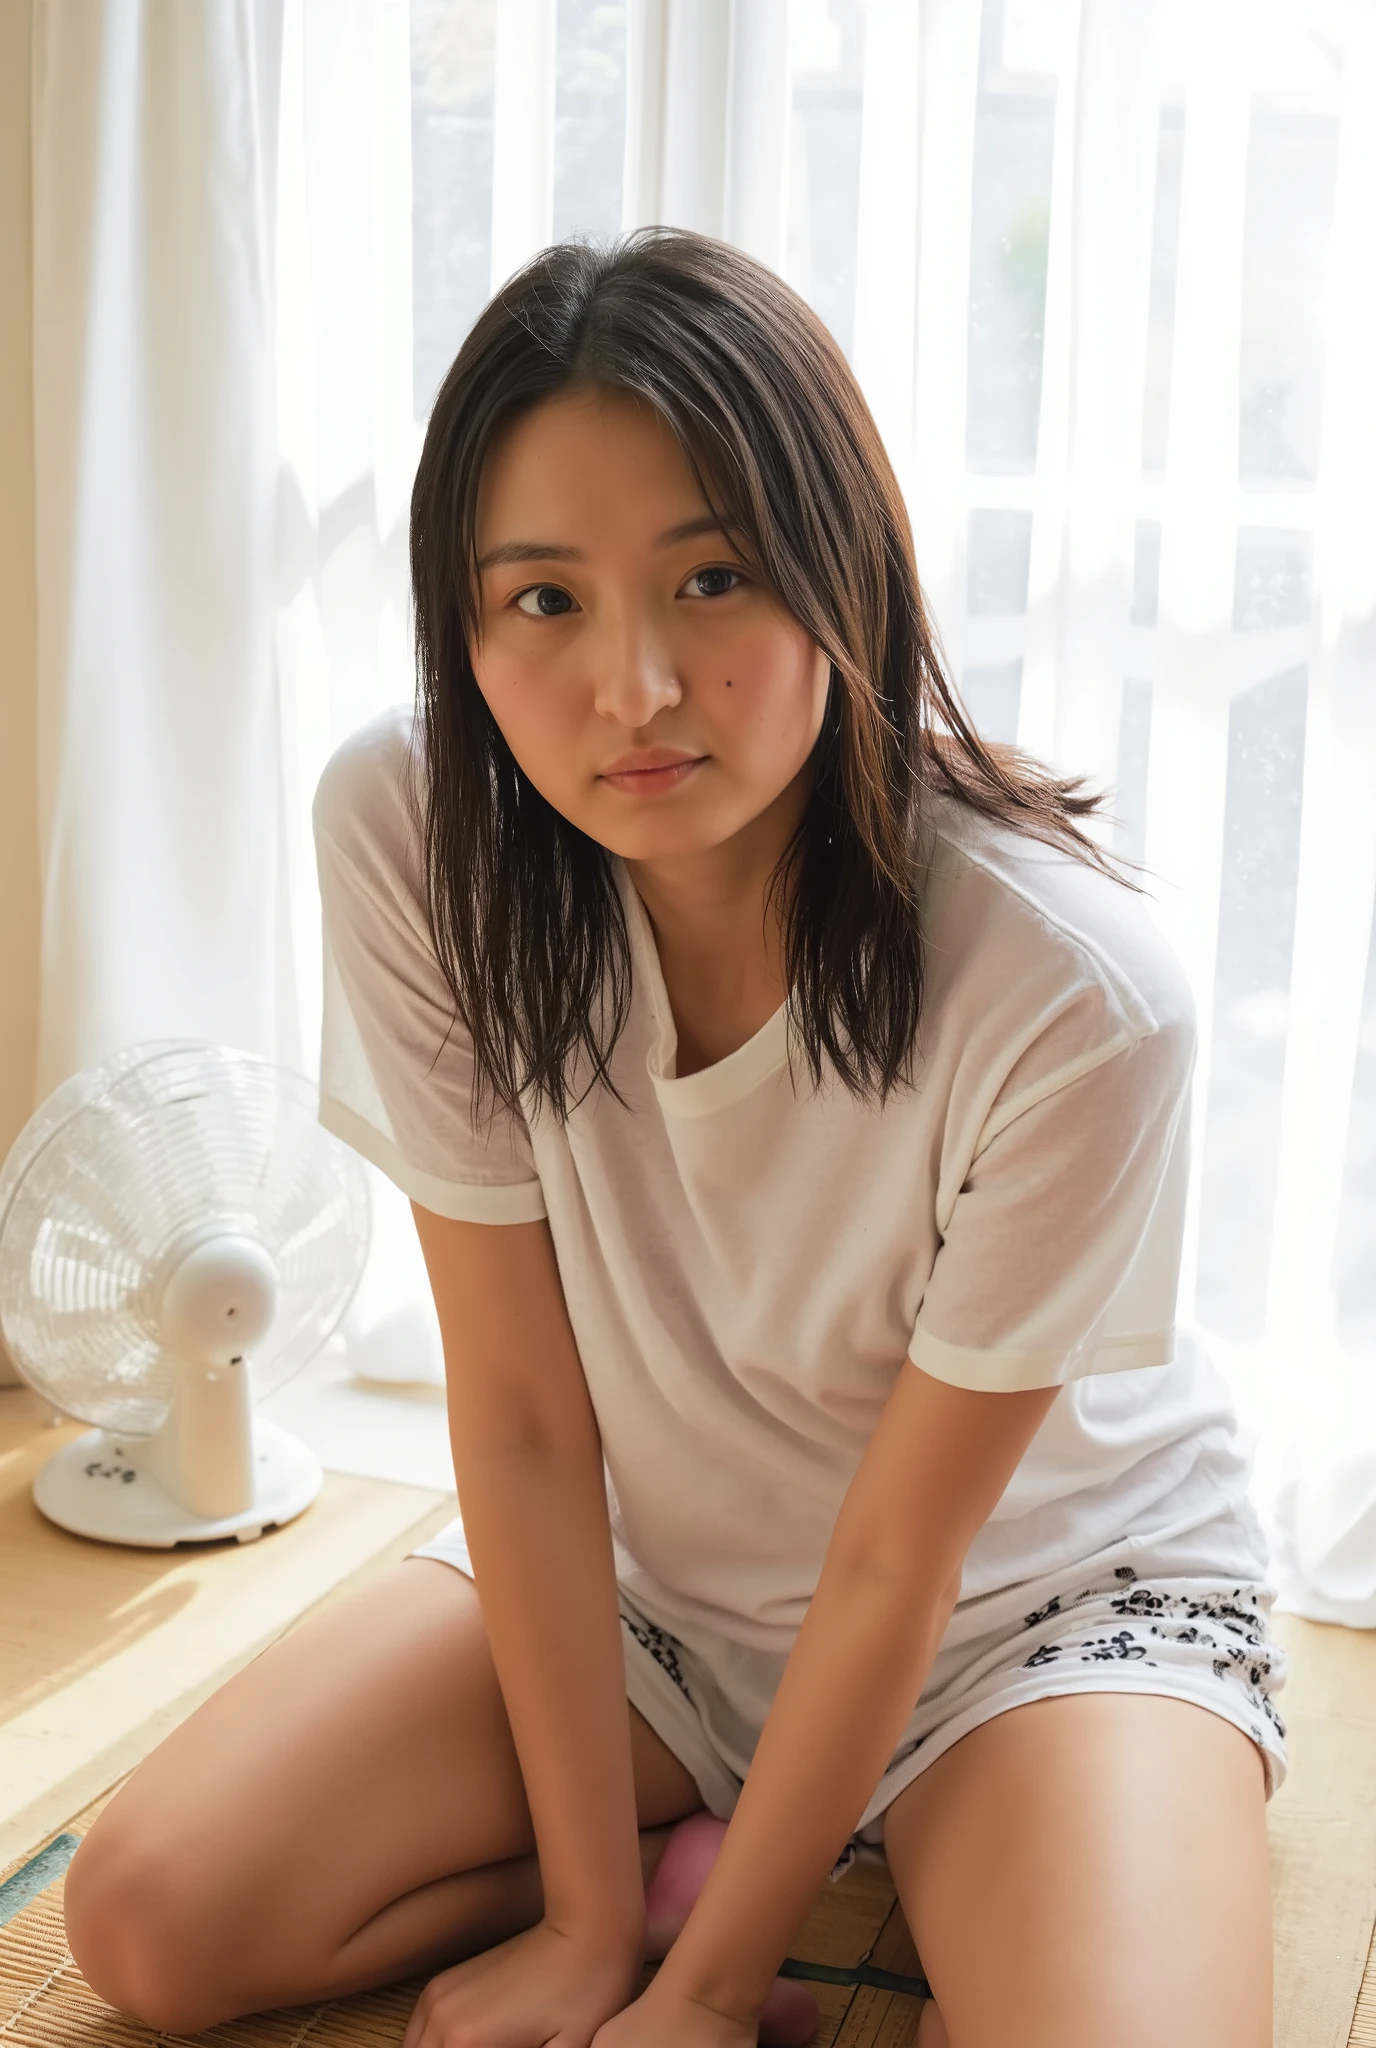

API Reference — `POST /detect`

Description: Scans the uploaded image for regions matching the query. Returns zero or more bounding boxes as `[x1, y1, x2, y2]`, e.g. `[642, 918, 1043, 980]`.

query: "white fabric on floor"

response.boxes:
[260, 1335, 454, 1493]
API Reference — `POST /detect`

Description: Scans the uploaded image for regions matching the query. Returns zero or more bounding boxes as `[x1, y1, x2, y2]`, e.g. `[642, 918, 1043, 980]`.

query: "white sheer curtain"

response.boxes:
[32, 2, 285, 1087]
[29, 0, 1376, 1618]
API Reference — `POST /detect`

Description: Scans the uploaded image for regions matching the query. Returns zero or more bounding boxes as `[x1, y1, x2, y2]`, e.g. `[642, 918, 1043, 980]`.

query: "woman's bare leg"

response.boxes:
[64, 1556, 704, 2034]
[882, 1692, 1272, 2048]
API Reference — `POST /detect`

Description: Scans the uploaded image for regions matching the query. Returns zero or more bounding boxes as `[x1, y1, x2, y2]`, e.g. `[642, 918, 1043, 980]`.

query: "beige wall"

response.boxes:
[0, 0, 38, 1164]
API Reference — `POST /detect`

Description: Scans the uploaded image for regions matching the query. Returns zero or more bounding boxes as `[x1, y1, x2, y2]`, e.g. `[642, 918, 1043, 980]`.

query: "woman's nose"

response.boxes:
[591, 622, 683, 728]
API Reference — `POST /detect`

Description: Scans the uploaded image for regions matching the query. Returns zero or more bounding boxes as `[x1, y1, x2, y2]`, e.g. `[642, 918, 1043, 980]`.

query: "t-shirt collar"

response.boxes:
[614, 860, 790, 1118]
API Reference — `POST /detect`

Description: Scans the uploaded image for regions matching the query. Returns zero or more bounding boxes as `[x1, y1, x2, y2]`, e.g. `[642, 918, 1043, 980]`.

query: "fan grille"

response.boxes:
[0, 1043, 371, 1434]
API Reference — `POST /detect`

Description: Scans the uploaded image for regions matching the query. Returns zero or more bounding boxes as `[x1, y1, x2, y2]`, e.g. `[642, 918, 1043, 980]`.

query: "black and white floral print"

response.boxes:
[619, 1608, 872, 1888]
[621, 1610, 694, 1703]
[1017, 1563, 1286, 1746]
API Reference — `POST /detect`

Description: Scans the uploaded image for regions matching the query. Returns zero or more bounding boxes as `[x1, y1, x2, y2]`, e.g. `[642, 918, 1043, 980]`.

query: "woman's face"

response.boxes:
[469, 387, 831, 868]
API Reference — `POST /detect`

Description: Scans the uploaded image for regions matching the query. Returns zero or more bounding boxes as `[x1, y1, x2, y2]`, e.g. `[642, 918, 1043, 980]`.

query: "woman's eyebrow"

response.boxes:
[475, 514, 730, 572]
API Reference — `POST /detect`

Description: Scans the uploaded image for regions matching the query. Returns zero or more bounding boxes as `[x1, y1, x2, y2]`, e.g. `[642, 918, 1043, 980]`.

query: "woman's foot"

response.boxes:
[644, 1813, 819, 2047]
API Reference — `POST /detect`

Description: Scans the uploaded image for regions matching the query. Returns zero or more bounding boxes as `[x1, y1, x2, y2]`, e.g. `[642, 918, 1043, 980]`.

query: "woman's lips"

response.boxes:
[599, 752, 706, 795]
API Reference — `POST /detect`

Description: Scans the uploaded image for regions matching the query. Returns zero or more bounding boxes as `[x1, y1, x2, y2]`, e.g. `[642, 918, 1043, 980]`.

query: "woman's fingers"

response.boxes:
[402, 1916, 643, 2048]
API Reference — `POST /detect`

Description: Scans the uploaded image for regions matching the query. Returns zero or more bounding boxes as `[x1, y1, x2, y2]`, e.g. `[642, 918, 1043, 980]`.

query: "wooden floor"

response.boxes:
[3, 1386, 1376, 2046]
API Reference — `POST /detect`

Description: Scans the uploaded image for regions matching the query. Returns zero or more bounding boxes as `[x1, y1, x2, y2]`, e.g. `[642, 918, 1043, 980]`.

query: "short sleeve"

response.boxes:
[312, 709, 547, 1224]
[908, 1008, 1195, 1393]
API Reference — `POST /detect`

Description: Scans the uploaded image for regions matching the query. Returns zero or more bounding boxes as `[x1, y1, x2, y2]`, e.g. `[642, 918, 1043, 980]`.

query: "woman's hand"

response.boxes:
[590, 1980, 759, 2048]
[401, 1915, 644, 2048]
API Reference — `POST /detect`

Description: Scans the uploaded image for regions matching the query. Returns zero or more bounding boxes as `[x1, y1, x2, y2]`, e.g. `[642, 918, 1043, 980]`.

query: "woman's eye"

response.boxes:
[685, 566, 743, 599]
[511, 567, 743, 616]
[513, 585, 576, 618]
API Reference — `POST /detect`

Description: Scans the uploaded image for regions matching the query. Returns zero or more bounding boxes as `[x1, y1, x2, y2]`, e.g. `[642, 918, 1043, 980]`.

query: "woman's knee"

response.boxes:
[63, 1820, 243, 2034]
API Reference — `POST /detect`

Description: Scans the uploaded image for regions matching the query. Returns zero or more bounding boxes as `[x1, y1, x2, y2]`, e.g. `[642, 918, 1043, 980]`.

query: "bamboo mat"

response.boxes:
[1268, 1609, 1376, 2048]
[0, 1783, 923, 2048]
[3, 1384, 1376, 2044]
[4, 1642, 1374, 2048]
[3, 1706, 1375, 2048]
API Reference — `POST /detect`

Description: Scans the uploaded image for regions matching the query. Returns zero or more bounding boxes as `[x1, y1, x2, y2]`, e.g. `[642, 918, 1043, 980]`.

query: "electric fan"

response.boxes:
[0, 1040, 371, 1546]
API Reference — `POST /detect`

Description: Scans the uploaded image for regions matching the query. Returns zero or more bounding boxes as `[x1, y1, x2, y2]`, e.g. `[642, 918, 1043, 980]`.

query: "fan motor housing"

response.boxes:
[157, 1232, 280, 1366]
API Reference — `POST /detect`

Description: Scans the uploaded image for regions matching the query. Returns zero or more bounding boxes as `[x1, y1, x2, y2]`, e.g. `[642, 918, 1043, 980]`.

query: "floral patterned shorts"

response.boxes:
[414, 1486, 1288, 1884]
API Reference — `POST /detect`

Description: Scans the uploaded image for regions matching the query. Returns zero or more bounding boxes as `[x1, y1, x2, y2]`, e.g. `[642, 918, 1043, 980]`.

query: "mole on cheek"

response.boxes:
[725, 678, 733, 688]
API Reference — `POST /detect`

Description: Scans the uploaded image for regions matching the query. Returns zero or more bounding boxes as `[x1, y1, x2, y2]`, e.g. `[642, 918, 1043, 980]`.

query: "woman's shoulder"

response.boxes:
[312, 701, 425, 891]
[919, 791, 1196, 1060]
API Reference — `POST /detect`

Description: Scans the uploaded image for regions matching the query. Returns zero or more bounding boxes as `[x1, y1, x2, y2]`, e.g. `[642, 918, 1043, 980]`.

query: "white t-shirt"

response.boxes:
[313, 704, 1254, 1657]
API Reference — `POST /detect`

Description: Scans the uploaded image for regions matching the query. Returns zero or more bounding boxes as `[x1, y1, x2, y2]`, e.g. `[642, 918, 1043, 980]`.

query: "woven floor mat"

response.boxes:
[4, 1750, 1376, 2046]
[0, 1787, 923, 2048]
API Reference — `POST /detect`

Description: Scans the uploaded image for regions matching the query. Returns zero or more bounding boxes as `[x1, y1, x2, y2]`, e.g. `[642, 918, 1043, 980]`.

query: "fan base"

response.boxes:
[33, 1420, 323, 1547]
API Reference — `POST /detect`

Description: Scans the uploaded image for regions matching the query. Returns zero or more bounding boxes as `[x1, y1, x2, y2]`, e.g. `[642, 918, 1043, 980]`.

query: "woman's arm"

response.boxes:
[410, 1203, 647, 1957]
[634, 1362, 1060, 2032]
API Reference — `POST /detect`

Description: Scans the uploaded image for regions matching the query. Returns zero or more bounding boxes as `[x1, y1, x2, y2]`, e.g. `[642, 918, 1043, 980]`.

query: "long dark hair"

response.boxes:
[410, 226, 1135, 1121]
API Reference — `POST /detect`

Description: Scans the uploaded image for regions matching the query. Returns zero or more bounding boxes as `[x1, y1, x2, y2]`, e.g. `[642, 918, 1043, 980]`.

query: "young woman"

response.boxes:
[66, 228, 1287, 2048]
